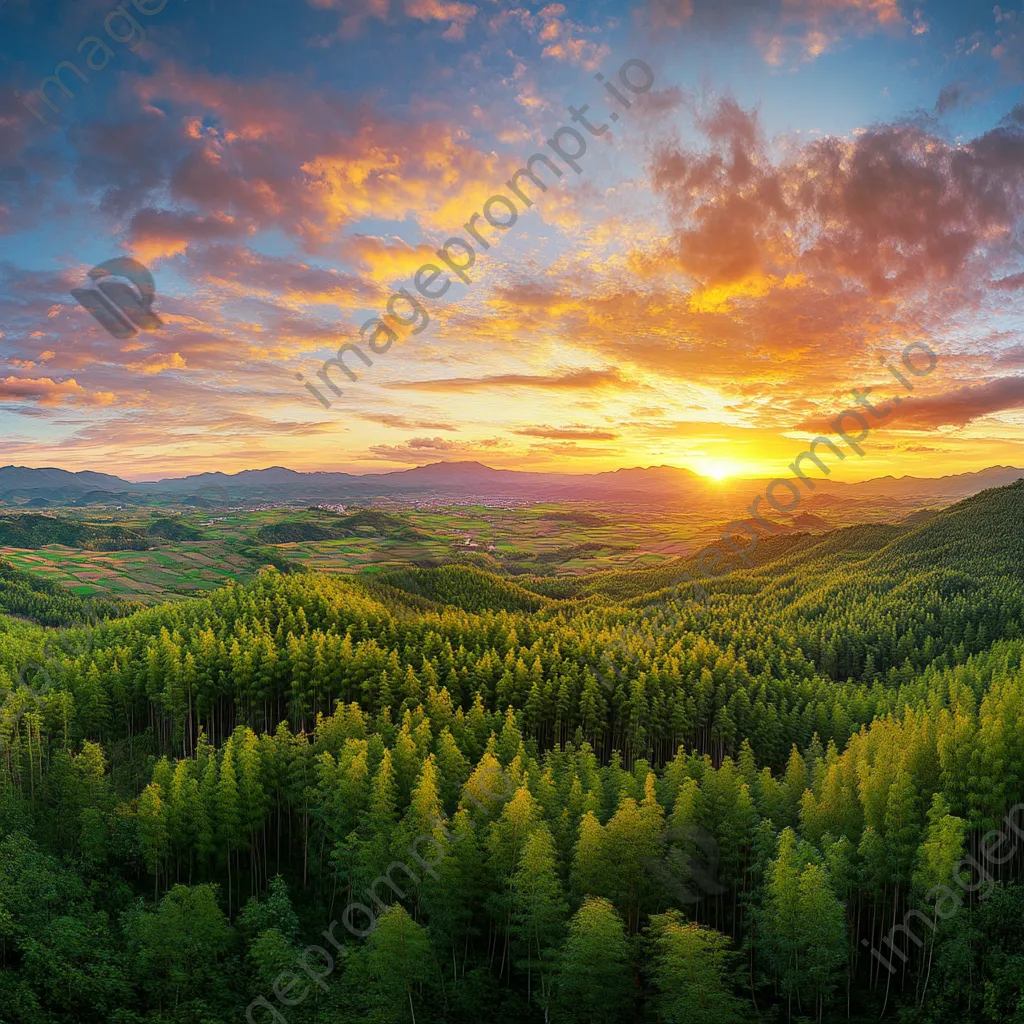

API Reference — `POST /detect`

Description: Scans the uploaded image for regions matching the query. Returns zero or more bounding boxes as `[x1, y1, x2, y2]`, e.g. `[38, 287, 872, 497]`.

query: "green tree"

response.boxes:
[554, 897, 633, 1023]
[647, 912, 748, 1024]
[510, 824, 566, 1012]
[125, 883, 233, 1011]
[349, 904, 438, 1024]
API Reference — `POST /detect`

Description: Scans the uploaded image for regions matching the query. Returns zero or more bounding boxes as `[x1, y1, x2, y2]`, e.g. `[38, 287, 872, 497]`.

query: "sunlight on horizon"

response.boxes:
[690, 457, 746, 481]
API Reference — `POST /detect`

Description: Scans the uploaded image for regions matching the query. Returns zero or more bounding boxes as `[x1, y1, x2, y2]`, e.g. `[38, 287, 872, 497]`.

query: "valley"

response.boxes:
[1, 468, 1024, 1022]
[0, 461, 982, 607]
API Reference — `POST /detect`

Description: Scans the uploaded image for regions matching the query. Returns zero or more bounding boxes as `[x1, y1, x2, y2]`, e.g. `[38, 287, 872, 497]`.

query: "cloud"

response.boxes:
[407, 99, 1024, 440]
[366, 434, 512, 462]
[0, 376, 116, 407]
[785, 0, 904, 29]
[888, 377, 1024, 429]
[494, 3, 609, 68]
[357, 412, 460, 430]
[992, 272, 1024, 291]
[5, 20, 1023, 476]
[403, 0, 477, 38]
[125, 352, 188, 375]
[791, 376, 1024, 433]
[180, 245, 378, 307]
[307, 0, 475, 38]
[340, 235, 440, 283]
[524, 440, 624, 458]
[540, 38, 610, 70]
[650, 98, 1024, 297]
[990, 5, 1023, 77]
[126, 208, 255, 261]
[383, 368, 626, 391]
[514, 424, 619, 439]
[645, 0, 911, 62]
[117, 66, 517, 251]
[1005, 104, 1024, 126]
[306, 0, 389, 39]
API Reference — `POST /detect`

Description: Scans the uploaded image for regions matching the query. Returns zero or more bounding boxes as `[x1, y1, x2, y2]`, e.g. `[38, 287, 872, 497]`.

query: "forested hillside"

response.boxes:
[0, 514, 152, 551]
[0, 557, 141, 626]
[2, 484, 1024, 1022]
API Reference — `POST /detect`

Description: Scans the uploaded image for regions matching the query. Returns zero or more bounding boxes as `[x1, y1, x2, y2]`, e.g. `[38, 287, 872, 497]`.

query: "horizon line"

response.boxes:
[2, 459, 1022, 488]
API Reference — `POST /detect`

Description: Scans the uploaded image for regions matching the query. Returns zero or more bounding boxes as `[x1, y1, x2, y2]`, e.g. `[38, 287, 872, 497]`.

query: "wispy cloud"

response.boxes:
[384, 369, 626, 391]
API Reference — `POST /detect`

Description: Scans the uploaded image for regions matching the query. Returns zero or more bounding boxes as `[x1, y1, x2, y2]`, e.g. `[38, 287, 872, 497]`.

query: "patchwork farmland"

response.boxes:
[0, 541, 252, 603]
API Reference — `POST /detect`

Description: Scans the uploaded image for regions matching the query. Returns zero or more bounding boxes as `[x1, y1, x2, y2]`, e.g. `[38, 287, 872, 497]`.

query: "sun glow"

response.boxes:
[692, 457, 741, 481]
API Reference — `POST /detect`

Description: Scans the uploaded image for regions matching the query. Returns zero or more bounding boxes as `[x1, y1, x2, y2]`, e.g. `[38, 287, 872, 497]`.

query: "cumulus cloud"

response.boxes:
[650, 98, 1024, 297]
[91, 66, 520, 253]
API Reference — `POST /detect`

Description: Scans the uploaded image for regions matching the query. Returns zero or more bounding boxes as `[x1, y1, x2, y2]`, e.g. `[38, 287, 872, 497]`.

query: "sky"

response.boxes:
[1, 0, 1023, 482]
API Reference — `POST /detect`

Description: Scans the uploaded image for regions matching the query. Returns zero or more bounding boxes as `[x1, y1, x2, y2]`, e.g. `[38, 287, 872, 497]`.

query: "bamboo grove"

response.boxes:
[2, 482, 1024, 1022]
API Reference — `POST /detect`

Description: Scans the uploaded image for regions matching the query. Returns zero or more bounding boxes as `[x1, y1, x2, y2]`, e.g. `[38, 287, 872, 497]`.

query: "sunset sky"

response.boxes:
[1, 0, 1023, 481]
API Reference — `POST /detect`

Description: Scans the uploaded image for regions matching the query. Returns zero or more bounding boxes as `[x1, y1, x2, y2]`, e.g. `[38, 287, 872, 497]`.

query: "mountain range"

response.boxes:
[1, 461, 1022, 508]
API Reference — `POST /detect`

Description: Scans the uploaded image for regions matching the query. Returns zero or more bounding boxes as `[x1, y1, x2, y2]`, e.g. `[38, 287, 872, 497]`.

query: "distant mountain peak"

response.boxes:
[2, 462, 1023, 508]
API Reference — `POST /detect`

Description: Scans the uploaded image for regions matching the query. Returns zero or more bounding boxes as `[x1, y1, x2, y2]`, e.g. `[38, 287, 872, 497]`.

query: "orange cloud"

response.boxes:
[541, 38, 611, 69]
[404, 0, 477, 38]
[182, 246, 379, 308]
[650, 99, 1024, 298]
[0, 377, 116, 407]
[784, 0, 903, 29]
[127, 209, 255, 262]
[340, 235, 440, 283]
[515, 424, 619, 439]
[307, 0, 475, 37]
[884, 377, 1024, 429]
[357, 412, 460, 430]
[366, 435, 512, 462]
[129, 68, 516, 248]
[126, 352, 188, 375]
[650, 0, 912, 63]
[535, 3, 609, 68]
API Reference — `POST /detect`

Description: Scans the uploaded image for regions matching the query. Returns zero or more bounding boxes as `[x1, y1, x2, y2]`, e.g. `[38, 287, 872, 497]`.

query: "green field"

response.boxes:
[0, 496, 943, 602]
[0, 541, 252, 603]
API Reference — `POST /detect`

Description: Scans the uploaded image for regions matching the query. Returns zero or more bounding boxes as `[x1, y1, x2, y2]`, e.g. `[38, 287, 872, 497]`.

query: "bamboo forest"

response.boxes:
[3, 482, 1024, 1024]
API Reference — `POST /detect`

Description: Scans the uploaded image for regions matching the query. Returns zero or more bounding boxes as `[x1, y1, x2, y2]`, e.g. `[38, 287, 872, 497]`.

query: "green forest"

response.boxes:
[3, 482, 1024, 1023]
